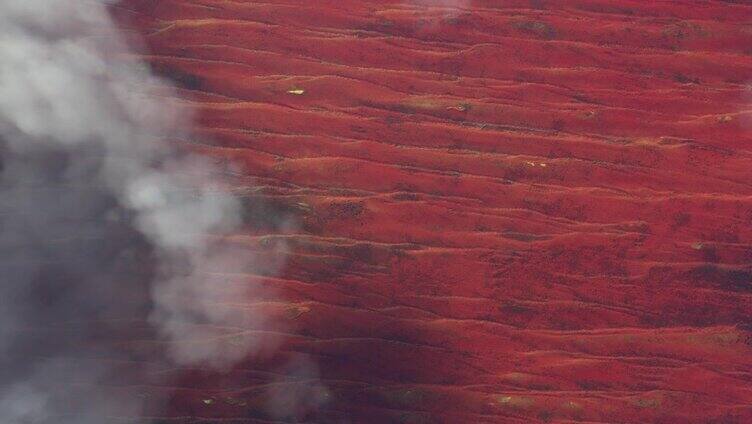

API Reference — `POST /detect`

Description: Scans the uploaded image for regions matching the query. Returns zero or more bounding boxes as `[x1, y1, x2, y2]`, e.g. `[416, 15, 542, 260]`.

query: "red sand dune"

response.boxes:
[113, 1, 752, 422]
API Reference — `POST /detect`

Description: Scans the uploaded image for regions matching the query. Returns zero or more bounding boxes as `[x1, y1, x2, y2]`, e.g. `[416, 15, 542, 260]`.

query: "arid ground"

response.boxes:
[112, 1, 752, 422]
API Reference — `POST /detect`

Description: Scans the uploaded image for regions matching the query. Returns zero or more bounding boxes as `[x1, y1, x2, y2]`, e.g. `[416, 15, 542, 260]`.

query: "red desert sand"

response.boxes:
[112, 1, 752, 422]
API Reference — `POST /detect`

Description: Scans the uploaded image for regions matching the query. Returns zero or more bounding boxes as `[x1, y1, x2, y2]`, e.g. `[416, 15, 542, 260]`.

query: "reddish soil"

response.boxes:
[113, 1, 752, 423]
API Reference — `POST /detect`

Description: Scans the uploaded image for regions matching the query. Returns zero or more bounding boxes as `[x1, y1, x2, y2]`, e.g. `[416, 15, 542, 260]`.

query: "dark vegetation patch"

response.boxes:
[511, 19, 557, 40]
[150, 63, 205, 91]
[688, 264, 752, 292]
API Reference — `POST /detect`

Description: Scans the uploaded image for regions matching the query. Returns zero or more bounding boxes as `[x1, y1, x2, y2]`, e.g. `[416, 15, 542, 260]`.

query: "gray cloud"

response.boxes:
[0, 0, 321, 422]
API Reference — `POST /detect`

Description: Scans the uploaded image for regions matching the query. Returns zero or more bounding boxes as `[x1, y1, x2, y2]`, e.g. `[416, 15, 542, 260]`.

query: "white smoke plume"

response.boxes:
[413, 0, 471, 6]
[0, 0, 314, 422]
[408, 0, 472, 12]
[400, 0, 473, 29]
